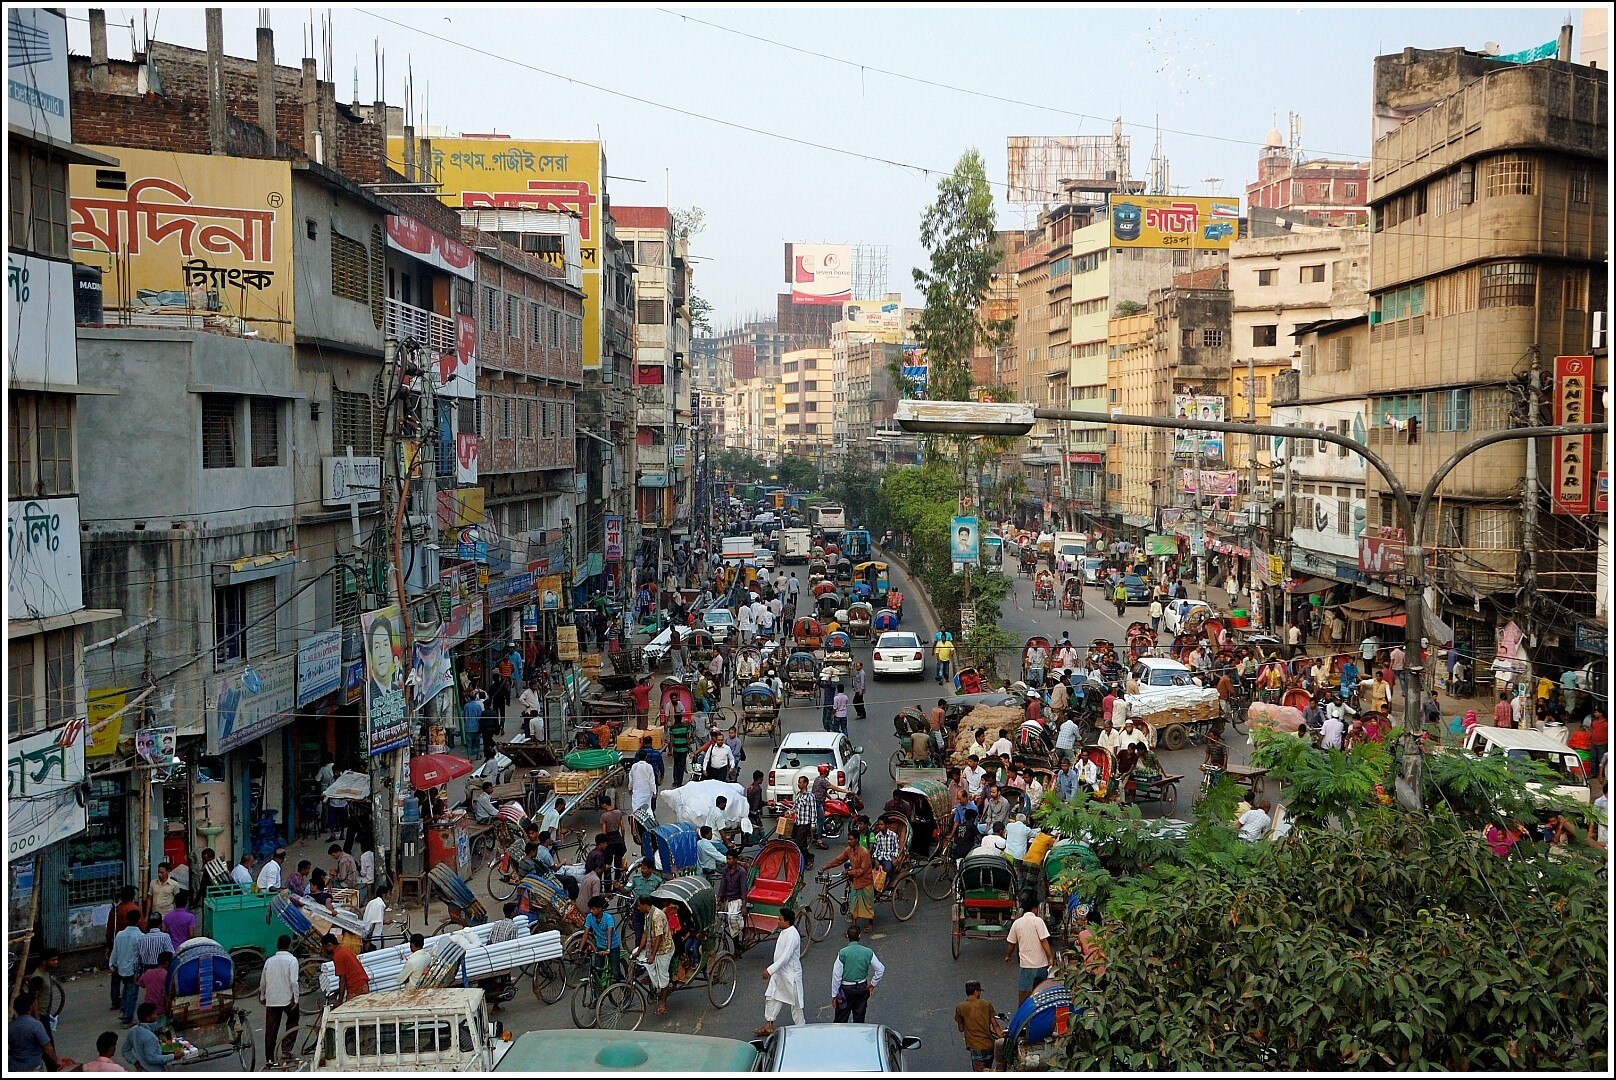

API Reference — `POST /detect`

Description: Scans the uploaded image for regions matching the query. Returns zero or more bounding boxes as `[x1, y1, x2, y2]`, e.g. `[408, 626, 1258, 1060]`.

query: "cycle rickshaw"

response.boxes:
[784, 651, 821, 700]
[570, 875, 737, 1029]
[1061, 576, 1086, 619]
[740, 680, 782, 743]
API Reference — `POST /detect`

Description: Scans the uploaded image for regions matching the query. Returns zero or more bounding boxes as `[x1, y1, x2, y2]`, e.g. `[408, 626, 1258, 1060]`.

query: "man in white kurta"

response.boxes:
[756, 910, 805, 1035]
[629, 755, 658, 815]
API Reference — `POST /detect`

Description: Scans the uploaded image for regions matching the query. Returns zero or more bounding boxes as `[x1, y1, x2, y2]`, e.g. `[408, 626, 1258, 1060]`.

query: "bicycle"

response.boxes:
[569, 945, 635, 1029]
[806, 865, 918, 942]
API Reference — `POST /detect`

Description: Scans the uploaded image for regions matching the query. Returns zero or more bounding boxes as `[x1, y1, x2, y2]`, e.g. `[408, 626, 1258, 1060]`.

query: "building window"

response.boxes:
[1256, 269, 1277, 287]
[250, 398, 281, 467]
[330, 232, 369, 303]
[1469, 507, 1520, 551]
[1560, 268, 1589, 311]
[637, 240, 665, 267]
[1483, 154, 1535, 198]
[7, 144, 70, 258]
[637, 299, 665, 325]
[214, 584, 244, 665]
[1570, 169, 1591, 204]
[1301, 264, 1326, 283]
[8, 392, 74, 497]
[484, 286, 503, 336]
[8, 635, 37, 737]
[1344, 182, 1358, 199]
[332, 390, 377, 454]
[1433, 389, 1471, 432]
[530, 301, 543, 343]
[506, 295, 522, 339]
[1478, 262, 1536, 308]
[201, 396, 239, 469]
[1252, 325, 1277, 348]
[500, 397, 514, 438]
[43, 628, 75, 728]
[551, 310, 562, 348]
[1201, 328, 1224, 349]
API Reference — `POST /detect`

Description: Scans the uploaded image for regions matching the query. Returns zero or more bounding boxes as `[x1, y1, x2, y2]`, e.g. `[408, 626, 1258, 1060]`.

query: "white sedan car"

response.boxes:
[871, 631, 925, 679]
[701, 607, 735, 643]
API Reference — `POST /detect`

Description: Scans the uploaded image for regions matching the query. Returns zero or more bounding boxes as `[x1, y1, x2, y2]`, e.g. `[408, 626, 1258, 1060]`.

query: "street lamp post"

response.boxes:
[894, 399, 1607, 810]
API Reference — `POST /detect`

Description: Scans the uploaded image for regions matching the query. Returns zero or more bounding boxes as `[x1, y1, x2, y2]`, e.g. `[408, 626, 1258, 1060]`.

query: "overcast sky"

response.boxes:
[69, 4, 1589, 328]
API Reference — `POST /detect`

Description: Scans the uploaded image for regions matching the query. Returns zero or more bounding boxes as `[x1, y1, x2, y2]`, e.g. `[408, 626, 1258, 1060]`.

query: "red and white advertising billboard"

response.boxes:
[785, 243, 853, 306]
[1358, 527, 1407, 578]
[1551, 355, 1593, 515]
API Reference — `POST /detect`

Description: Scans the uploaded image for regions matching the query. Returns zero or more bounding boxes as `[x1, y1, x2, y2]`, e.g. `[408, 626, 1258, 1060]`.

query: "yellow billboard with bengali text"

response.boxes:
[1107, 195, 1241, 250]
[396, 137, 604, 370]
[86, 688, 127, 758]
[70, 148, 295, 340]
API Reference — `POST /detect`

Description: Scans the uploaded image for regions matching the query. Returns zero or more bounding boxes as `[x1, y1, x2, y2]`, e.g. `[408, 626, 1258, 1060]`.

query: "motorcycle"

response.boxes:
[820, 791, 864, 840]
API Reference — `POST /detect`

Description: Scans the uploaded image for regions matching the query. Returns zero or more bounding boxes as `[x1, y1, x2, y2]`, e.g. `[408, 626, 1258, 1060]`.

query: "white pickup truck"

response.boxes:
[311, 988, 510, 1072]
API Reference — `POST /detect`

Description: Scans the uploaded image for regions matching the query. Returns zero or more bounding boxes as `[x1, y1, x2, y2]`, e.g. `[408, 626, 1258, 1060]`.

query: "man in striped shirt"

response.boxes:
[791, 777, 819, 868]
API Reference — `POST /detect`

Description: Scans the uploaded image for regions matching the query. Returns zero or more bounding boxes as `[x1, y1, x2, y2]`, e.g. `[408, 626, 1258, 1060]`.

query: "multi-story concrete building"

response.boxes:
[780, 348, 836, 464]
[1228, 229, 1371, 490]
[973, 231, 1031, 389]
[1105, 313, 1154, 523]
[1246, 124, 1371, 227]
[6, 7, 121, 955]
[1366, 45, 1606, 674]
[616, 207, 696, 565]
[1014, 200, 1207, 528]
[1270, 316, 1372, 601]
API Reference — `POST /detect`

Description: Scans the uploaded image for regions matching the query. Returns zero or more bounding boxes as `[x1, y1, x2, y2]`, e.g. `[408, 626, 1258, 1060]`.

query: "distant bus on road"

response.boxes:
[811, 504, 847, 531]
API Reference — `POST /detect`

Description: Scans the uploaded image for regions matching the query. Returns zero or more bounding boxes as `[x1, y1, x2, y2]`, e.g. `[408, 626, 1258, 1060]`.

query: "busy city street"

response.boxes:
[8, 5, 1606, 1075]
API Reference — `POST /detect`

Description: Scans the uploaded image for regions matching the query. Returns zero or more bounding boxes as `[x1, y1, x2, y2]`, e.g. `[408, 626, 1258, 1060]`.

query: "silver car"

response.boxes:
[754, 1024, 922, 1073]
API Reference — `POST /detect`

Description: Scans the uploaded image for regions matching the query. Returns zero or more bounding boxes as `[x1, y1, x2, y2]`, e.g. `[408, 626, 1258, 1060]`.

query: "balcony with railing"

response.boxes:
[385, 297, 455, 354]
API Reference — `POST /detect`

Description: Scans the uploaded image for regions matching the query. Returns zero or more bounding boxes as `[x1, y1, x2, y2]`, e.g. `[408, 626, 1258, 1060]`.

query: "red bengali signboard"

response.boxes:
[1551, 355, 1592, 515]
[1358, 527, 1406, 578]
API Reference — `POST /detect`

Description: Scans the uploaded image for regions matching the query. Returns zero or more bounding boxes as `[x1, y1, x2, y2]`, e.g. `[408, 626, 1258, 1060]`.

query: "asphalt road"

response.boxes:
[451, 557, 1251, 1070]
[45, 558, 1251, 1072]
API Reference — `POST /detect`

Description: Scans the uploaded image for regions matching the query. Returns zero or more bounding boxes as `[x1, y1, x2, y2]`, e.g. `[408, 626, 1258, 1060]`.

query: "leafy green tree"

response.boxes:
[911, 149, 1009, 403]
[775, 457, 818, 491]
[1035, 742, 1608, 1072]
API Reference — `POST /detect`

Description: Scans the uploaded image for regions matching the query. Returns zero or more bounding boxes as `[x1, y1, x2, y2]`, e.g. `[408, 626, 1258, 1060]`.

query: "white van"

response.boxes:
[1459, 726, 1590, 806]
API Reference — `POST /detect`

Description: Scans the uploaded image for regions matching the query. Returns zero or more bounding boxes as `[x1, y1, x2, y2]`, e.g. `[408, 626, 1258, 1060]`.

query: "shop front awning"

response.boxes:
[1289, 576, 1337, 594]
[1371, 614, 1408, 628]
[1335, 596, 1400, 617]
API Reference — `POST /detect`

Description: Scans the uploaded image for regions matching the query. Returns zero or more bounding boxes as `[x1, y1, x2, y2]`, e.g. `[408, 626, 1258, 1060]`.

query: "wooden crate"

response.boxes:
[552, 769, 604, 795]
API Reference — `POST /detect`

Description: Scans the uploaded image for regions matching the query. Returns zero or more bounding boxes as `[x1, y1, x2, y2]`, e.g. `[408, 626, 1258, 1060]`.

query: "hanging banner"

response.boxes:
[556, 626, 580, 662]
[539, 574, 565, 611]
[1551, 355, 1592, 515]
[1173, 395, 1226, 460]
[604, 514, 624, 561]
[456, 432, 480, 485]
[950, 515, 980, 572]
[361, 605, 410, 756]
[1144, 534, 1179, 556]
[86, 689, 126, 757]
[410, 636, 453, 707]
[296, 628, 344, 707]
[210, 654, 296, 755]
[1180, 469, 1240, 496]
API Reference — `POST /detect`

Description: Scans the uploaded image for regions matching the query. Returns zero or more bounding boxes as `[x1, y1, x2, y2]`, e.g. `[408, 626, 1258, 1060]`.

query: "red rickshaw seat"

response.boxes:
[747, 878, 794, 905]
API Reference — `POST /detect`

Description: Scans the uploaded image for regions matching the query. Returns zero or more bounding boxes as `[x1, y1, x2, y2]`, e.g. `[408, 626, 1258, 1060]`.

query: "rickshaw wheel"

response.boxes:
[950, 923, 962, 959]
[235, 1030, 258, 1072]
[887, 749, 906, 780]
[296, 956, 325, 1006]
[920, 859, 953, 901]
[795, 907, 817, 953]
[808, 895, 835, 941]
[596, 982, 648, 1030]
[229, 948, 265, 994]
[707, 952, 738, 1008]
[1230, 706, 1249, 735]
[531, 958, 568, 1004]
[487, 862, 518, 903]
[890, 875, 920, 921]
[715, 706, 739, 729]
[569, 979, 603, 1028]
[1159, 781, 1179, 811]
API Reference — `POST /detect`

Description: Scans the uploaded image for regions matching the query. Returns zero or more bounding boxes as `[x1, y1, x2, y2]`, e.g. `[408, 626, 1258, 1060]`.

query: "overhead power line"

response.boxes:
[353, 8, 981, 188]
[654, 6, 1372, 163]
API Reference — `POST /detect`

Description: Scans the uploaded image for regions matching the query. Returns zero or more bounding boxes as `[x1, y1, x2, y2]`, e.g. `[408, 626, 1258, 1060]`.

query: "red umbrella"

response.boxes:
[409, 753, 474, 789]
